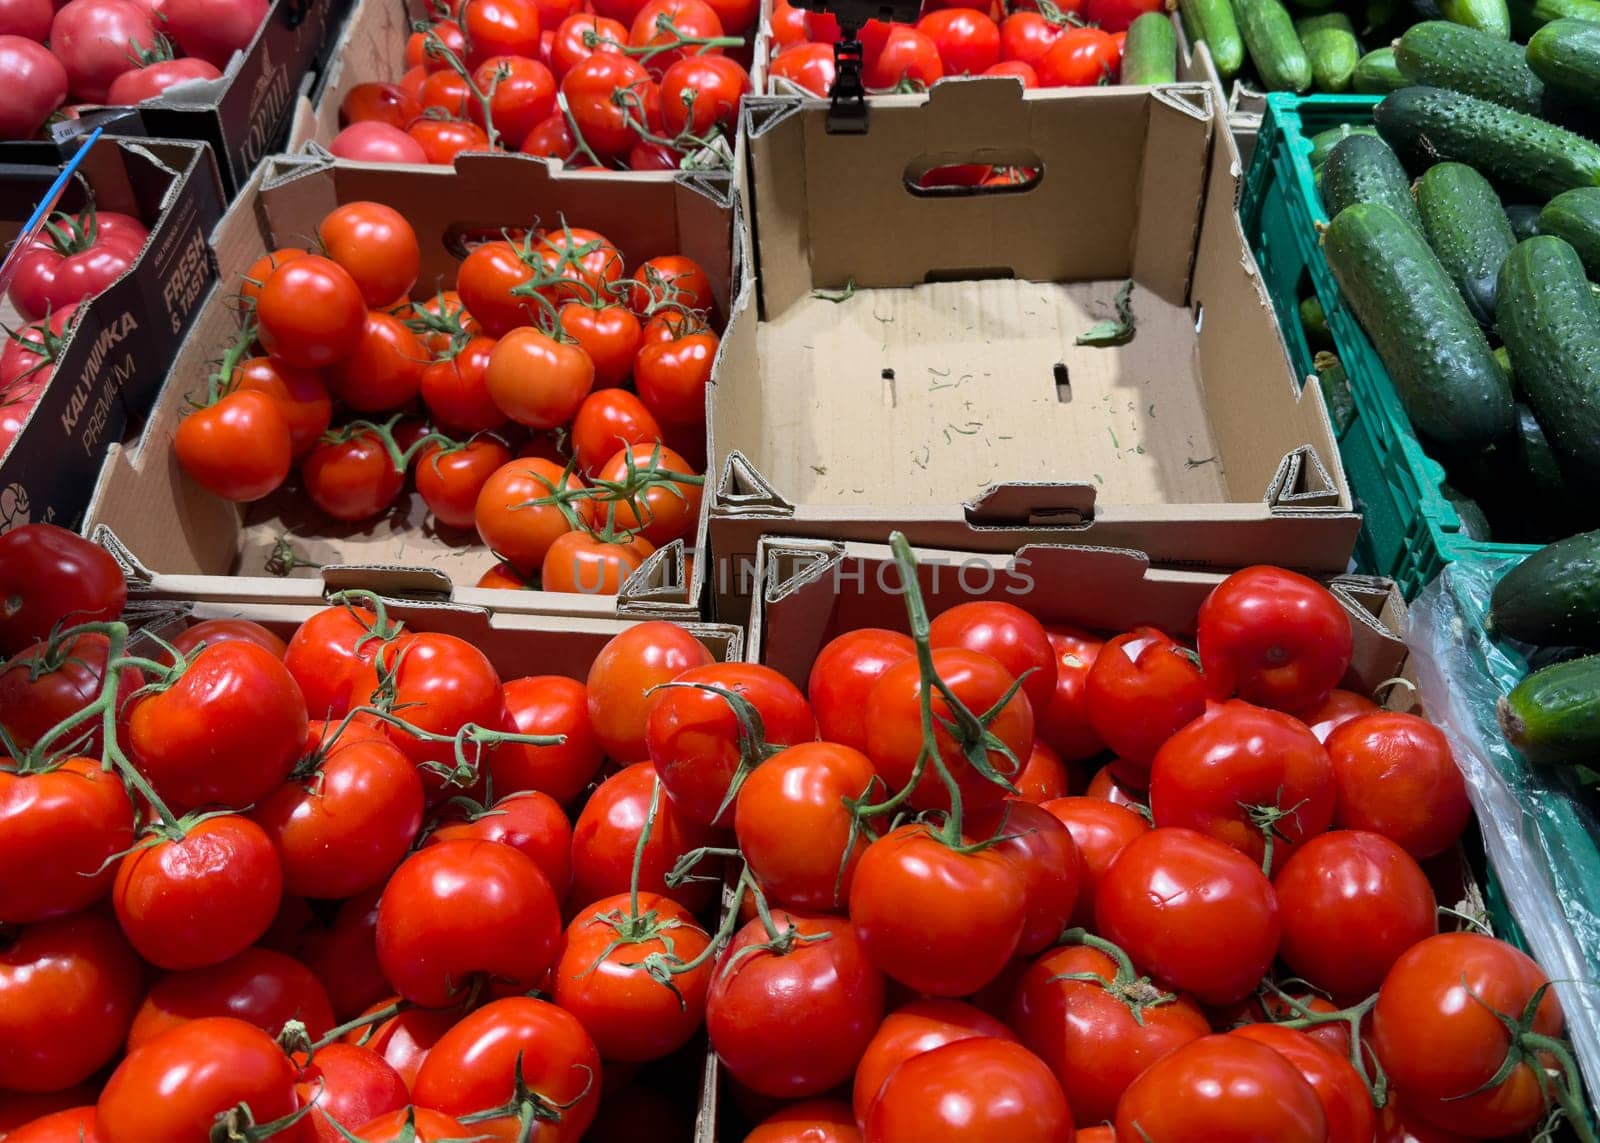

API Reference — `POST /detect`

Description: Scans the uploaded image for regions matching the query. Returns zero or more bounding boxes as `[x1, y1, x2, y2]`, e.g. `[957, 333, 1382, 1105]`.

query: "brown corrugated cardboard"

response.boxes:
[709, 80, 1354, 625]
[83, 150, 736, 619]
[0, 137, 224, 534]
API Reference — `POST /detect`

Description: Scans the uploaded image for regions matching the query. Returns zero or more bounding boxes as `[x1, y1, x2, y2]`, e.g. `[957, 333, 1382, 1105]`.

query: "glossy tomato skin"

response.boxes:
[426, 790, 573, 899]
[747, 1100, 860, 1143]
[1231, 1024, 1377, 1143]
[1325, 712, 1471, 860]
[344, 998, 459, 1090]
[1149, 699, 1336, 869]
[552, 891, 712, 1061]
[969, 799, 1081, 955]
[421, 335, 505, 436]
[175, 390, 293, 502]
[227, 358, 332, 460]
[376, 839, 561, 1008]
[1007, 943, 1210, 1125]
[354, 1108, 477, 1142]
[0, 913, 142, 1092]
[105, 56, 221, 103]
[94, 1018, 299, 1143]
[295, 1042, 410, 1143]
[1372, 932, 1564, 1137]
[1083, 626, 1205, 777]
[416, 439, 513, 529]
[586, 621, 713, 760]
[646, 662, 816, 826]
[568, 761, 719, 913]
[1274, 829, 1437, 1000]
[593, 443, 702, 547]
[1198, 565, 1354, 712]
[318, 201, 420, 308]
[708, 910, 886, 1099]
[284, 603, 398, 720]
[928, 601, 1057, 713]
[1036, 626, 1105, 762]
[735, 741, 877, 914]
[571, 389, 665, 477]
[125, 947, 334, 1051]
[485, 326, 595, 430]
[331, 120, 430, 163]
[1015, 739, 1071, 802]
[0, 757, 134, 922]
[474, 457, 594, 576]
[849, 823, 1027, 997]
[769, 40, 835, 94]
[1299, 687, 1380, 742]
[411, 996, 602, 1140]
[806, 628, 915, 753]
[1, 1106, 98, 1143]
[323, 311, 428, 412]
[852, 1000, 1013, 1126]
[1094, 826, 1281, 1006]
[8, 205, 147, 319]
[340, 80, 422, 127]
[1114, 1034, 1328, 1143]
[358, 632, 503, 782]
[1039, 796, 1149, 927]
[0, 36, 67, 139]
[489, 675, 604, 805]
[255, 255, 367, 369]
[541, 531, 656, 596]
[0, 523, 126, 654]
[302, 428, 407, 522]
[295, 887, 387, 1022]
[864, 1038, 1072, 1143]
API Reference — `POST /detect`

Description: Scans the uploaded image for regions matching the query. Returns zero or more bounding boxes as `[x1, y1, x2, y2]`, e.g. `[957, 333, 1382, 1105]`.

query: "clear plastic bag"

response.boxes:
[1407, 558, 1600, 1100]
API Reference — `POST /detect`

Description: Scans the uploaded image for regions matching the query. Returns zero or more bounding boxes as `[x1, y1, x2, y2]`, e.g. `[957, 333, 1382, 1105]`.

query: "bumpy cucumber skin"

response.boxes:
[1529, 19, 1600, 109]
[1540, 188, 1600, 276]
[1321, 134, 1426, 231]
[1296, 11, 1360, 89]
[1236, 0, 1314, 89]
[1417, 162, 1518, 325]
[1182, 0, 1247, 75]
[1499, 654, 1600, 765]
[1497, 236, 1600, 495]
[1394, 20, 1545, 111]
[1309, 125, 1380, 170]
[1375, 86, 1600, 198]
[1124, 12, 1179, 83]
[1323, 202, 1514, 451]
[1354, 46, 1410, 90]
[1490, 527, 1600, 645]
[1509, 0, 1600, 38]
[1438, 0, 1512, 36]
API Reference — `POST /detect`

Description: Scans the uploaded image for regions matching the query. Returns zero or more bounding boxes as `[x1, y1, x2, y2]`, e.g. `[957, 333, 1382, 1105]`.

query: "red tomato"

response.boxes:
[128, 641, 307, 812]
[551, 891, 712, 1061]
[344, 999, 459, 1090]
[1007, 942, 1210, 1124]
[2, 1106, 98, 1143]
[1034, 25, 1119, 85]
[1198, 565, 1355, 713]
[416, 438, 512, 529]
[561, 51, 651, 156]
[330, 121, 430, 164]
[659, 54, 748, 136]
[46, 0, 153, 103]
[8, 206, 145, 320]
[473, 457, 594, 576]
[1083, 626, 1205, 778]
[708, 910, 886, 1098]
[284, 602, 402, 720]
[340, 81, 423, 128]
[558, 302, 641, 389]
[1014, 739, 1071, 802]
[1299, 687, 1380, 742]
[1325, 712, 1471, 860]
[0, 37, 66, 139]
[1084, 0, 1162, 31]
[544, 521, 652, 595]
[126, 947, 334, 1050]
[628, 0, 724, 75]
[302, 427, 407, 522]
[407, 18, 466, 68]
[230, 356, 332, 459]
[1373, 933, 1565, 1137]
[850, 823, 1026, 996]
[0, 632, 137, 753]
[353, 1108, 477, 1142]
[1149, 699, 1336, 870]
[113, 816, 283, 971]
[916, 8, 1000, 74]
[256, 255, 367, 369]
[634, 329, 717, 426]
[1094, 826, 1281, 1006]
[319, 202, 421, 309]
[427, 789, 572, 899]
[0, 913, 142, 1092]
[323, 311, 428, 413]
[0, 525, 123, 654]
[865, 648, 1034, 813]
[969, 799, 1081, 955]
[852, 1000, 1013, 1125]
[1274, 829, 1437, 1001]
[768, 0, 806, 44]
[420, 335, 505, 435]
[549, 13, 627, 78]
[175, 390, 292, 503]
[865, 1038, 1072, 1142]
[1085, 762, 1146, 810]
[747, 1100, 860, 1143]
[240, 248, 308, 306]
[593, 443, 703, 547]
[768, 41, 835, 96]
[460, 0, 542, 67]
[929, 601, 1057, 714]
[572, 389, 665, 476]
[0, 756, 134, 923]
[355, 632, 503, 786]
[105, 56, 221, 103]
[586, 621, 714, 761]
[490, 675, 605, 804]
[568, 761, 719, 913]
[805, 628, 915, 753]
[1039, 796, 1148, 926]
[158, 0, 265, 67]
[1114, 1034, 1328, 1142]
[864, 25, 943, 88]
[982, 58, 1038, 84]
[1036, 626, 1105, 762]
[377, 840, 560, 1008]
[408, 118, 492, 164]
[1231, 1024, 1377, 1143]
[295, 1043, 410, 1143]
[295, 889, 388, 1022]
[485, 326, 595, 429]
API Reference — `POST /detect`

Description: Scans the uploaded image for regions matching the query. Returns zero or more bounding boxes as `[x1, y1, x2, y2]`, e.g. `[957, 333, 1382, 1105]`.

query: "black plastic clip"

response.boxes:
[826, 25, 869, 134]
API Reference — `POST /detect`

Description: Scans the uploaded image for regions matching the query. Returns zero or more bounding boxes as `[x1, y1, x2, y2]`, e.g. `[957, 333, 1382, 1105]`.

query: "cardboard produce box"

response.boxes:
[709, 80, 1356, 623]
[84, 150, 737, 619]
[0, 136, 224, 533]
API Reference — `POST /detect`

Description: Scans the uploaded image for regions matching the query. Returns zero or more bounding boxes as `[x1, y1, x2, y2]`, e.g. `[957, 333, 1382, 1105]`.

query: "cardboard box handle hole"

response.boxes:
[904, 162, 1042, 197]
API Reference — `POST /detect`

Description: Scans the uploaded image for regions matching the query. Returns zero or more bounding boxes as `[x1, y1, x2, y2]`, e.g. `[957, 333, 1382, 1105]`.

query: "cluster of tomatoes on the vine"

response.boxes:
[330, 0, 754, 171]
[0, 0, 269, 139]
[175, 200, 715, 595]
[765, 0, 1159, 99]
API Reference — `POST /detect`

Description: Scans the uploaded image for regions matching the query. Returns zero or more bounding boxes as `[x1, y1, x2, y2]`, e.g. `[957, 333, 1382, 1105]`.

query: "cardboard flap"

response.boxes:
[1266, 444, 1341, 509]
[321, 564, 456, 597]
[715, 451, 793, 515]
[744, 96, 808, 139]
[964, 483, 1097, 527]
[616, 540, 698, 616]
[91, 524, 155, 585]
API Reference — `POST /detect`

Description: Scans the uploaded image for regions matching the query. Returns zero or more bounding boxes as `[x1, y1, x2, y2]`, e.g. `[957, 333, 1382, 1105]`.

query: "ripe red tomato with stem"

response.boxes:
[572, 389, 665, 476]
[586, 620, 714, 761]
[916, 8, 1000, 73]
[229, 356, 332, 459]
[708, 907, 886, 1098]
[106, 56, 222, 104]
[1198, 565, 1354, 713]
[126, 947, 335, 1051]
[239, 247, 307, 305]
[175, 390, 293, 502]
[865, 1037, 1074, 1143]
[852, 1000, 1014, 1126]
[409, 118, 493, 164]
[474, 456, 595, 576]
[408, 18, 466, 69]
[628, 0, 729, 75]
[1039, 795, 1149, 927]
[807, 628, 915, 753]
[1035, 25, 1119, 85]
[421, 335, 506, 436]
[864, 25, 943, 88]
[1015, 739, 1071, 802]
[344, 998, 461, 1090]
[256, 255, 368, 369]
[0, 36, 67, 140]
[635, 330, 718, 428]
[1083, 625, 1205, 779]
[472, 55, 558, 147]
[593, 443, 703, 547]
[353, 1108, 478, 1142]
[485, 326, 596, 429]
[323, 312, 428, 413]
[457, 239, 541, 337]
[550, 13, 627, 78]
[659, 54, 748, 136]
[968, 798, 1081, 955]
[302, 422, 410, 523]
[489, 675, 604, 805]
[426, 788, 573, 899]
[929, 600, 1057, 714]
[1230, 1023, 1377, 1143]
[1036, 625, 1105, 762]
[461, 0, 543, 67]
[558, 301, 641, 389]
[1094, 826, 1281, 1006]
[294, 1042, 410, 1143]
[1325, 711, 1471, 860]
[319, 202, 421, 308]
[769, 41, 834, 95]
[159, 0, 266, 67]
[0, 304, 77, 389]
[569, 761, 719, 913]
[530, 225, 625, 306]
[0, 631, 140, 752]
[377, 839, 561, 1008]
[283, 598, 405, 720]
[561, 52, 652, 156]
[0, 524, 124, 655]
[417, 437, 513, 529]
[0, 755, 135, 922]
[1007, 936, 1210, 1125]
[1114, 1034, 1329, 1143]
[0, 912, 143, 1093]
[541, 528, 656, 595]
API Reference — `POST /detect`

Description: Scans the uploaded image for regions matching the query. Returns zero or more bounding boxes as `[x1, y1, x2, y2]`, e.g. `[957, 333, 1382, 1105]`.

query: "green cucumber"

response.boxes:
[1499, 654, 1600, 764]
[1510, 0, 1600, 40]
[1353, 46, 1410, 91]
[1528, 18, 1600, 111]
[1123, 13, 1179, 83]
[1374, 86, 1600, 198]
[1322, 202, 1514, 451]
[1490, 527, 1600, 645]
[1236, 0, 1314, 89]
[1181, 0, 1247, 76]
[1313, 350, 1356, 433]
[1296, 11, 1360, 89]
[1394, 21, 1545, 111]
[1438, 0, 1512, 36]
[1539, 187, 1600, 277]
[1309, 124, 1380, 170]
[1516, 402, 1570, 497]
[1505, 202, 1544, 239]
[1440, 482, 1493, 539]
[1300, 294, 1333, 345]
[1321, 134, 1425, 231]
[1497, 236, 1600, 493]
[1417, 162, 1518, 325]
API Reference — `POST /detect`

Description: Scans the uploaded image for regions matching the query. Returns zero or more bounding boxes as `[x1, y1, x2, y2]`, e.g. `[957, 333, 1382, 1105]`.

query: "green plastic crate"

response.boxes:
[1238, 92, 1539, 598]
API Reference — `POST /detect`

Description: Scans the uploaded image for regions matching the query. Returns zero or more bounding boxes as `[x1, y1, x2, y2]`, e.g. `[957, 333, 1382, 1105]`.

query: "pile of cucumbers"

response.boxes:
[1308, 14, 1600, 544]
[1180, 0, 1600, 93]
